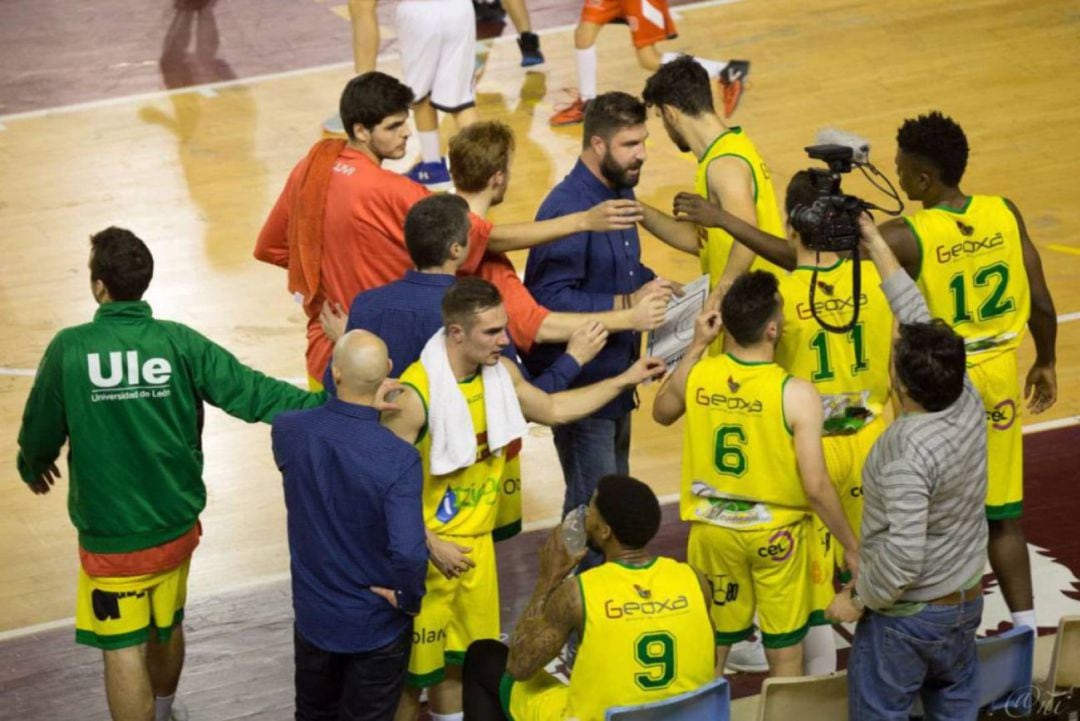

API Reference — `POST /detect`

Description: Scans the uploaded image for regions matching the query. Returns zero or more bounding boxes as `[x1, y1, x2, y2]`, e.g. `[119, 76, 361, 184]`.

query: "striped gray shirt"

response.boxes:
[855, 271, 989, 610]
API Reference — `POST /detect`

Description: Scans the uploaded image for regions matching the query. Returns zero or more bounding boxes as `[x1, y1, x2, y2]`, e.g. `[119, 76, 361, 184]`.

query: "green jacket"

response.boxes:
[17, 301, 323, 553]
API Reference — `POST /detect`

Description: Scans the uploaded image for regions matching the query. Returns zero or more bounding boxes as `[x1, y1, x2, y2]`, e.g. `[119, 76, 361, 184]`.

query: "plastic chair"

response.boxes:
[756, 671, 849, 721]
[1037, 615, 1080, 712]
[606, 677, 730, 721]
[976, 625, 1034, 713]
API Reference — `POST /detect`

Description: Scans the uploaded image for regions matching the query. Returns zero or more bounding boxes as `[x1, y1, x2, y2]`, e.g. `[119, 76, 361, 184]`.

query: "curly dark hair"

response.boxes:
[642, 55, 714, 117]
[720, 270, 781, 346]
[895, 319, 966, 411]
[594, 475, 661, 549]
[339, 72, 415, 142]
[896, 111, 969, 187]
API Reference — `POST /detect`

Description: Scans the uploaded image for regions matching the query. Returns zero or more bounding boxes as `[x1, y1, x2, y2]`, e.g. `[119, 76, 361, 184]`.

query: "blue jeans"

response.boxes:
[552, 413, 630, 571]
[848, 594, 983, 721]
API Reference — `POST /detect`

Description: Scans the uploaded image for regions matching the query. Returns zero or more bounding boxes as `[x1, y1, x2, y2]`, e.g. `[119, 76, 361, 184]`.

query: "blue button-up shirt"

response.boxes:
[271, 398, 427, 653]
[523, 159, 656, 419]
[324, 270, 582, 393]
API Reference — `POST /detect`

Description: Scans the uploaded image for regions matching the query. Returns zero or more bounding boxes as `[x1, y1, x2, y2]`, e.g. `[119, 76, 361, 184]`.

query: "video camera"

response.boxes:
[788, 145, 866, 253]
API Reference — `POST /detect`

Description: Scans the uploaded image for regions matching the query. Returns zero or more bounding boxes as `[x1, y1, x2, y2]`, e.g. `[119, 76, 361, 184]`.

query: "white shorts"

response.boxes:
[396, 0, 477, 112]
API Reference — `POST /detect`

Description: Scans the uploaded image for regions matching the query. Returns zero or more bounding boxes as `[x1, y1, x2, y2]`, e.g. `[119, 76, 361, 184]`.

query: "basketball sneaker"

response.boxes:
[724, 633, 769, 673]
[518, 32, 544, 67]
[550, 93, 589, 126]
[718, 60, 751, 118]
[322, 113, 345, 135]
[405, 158, 453, 191]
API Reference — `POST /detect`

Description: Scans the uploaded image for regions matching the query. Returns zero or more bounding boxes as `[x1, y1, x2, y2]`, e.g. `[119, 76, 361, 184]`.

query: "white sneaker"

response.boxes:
[725, 635, 769, 673]
[168, 699, 189, 721]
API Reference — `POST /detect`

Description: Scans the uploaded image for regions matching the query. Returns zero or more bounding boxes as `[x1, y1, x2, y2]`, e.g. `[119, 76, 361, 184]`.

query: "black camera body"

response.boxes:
[788, 145, 867, 253]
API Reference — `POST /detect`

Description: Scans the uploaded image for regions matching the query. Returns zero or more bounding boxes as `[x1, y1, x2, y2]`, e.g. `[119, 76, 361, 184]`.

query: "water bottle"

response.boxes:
[561, 505, 588, 556]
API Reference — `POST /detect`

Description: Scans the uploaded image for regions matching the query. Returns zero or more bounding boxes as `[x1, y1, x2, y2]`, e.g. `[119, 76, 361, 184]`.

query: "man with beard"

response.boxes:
[640, 56, 784, 305]
[524, 92, 681, 538]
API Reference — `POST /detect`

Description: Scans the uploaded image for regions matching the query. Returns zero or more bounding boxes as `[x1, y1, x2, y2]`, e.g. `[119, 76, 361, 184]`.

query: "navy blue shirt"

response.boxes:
[325, 270, 582, 393]
[523, 159, 656, 419]
[271, 398, 427, 653]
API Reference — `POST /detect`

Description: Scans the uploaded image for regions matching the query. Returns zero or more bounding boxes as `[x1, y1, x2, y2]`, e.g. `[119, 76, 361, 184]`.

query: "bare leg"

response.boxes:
[988, 518, 1034, 614]
[501, 0, 531, 33]
[574, 21, 602, 50]
[103, 644, 155, 721]
[764, 644, 803, 678]
[429, 665, 464, 715]
[348, 0, 379, 73]
[146, 624, 185, 698]
[452, 107, 479, 130]
[714, 644, 731, 677]
[413, 98, 439, 134]
[635, 44, 662, 72]
[394, 685, 422, 721]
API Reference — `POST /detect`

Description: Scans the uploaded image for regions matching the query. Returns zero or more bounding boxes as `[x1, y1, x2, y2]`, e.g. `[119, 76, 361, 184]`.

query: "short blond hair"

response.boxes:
[448, 121, 516, 192]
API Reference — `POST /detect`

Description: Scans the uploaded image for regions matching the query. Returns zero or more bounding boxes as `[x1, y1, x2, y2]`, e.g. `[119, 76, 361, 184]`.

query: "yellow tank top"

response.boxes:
[399, 362, 519, 537]
[776, 259, 893, 433]
[695, 127, 785, 285]
[681, 354, 808, 529]
[566, 557, 715, 721]
[906, 195, 1030, 359]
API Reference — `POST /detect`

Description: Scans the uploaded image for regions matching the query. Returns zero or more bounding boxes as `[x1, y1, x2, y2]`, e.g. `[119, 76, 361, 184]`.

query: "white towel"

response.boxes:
[419, 329, 528, 476]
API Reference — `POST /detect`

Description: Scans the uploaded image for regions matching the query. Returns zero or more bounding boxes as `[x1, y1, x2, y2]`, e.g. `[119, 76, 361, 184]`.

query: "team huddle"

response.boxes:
[16, 13, 1059, 721]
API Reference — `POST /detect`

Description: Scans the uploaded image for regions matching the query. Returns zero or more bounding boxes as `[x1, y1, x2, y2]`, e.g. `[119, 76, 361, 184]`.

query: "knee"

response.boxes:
[573, 24, 596, 50]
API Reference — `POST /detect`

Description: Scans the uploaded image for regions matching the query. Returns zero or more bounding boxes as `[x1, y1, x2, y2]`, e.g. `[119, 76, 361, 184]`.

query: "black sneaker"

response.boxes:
[473, 0, 506, 24]
[518, 32, 544, 67]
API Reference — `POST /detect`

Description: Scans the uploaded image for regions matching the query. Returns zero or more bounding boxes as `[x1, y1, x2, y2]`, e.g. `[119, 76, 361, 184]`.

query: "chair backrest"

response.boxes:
[1045, 615, 1080, 691]
[605, 677, 730, 721]
[756, 671, 849, 721]
[976, 625, 1034, 713]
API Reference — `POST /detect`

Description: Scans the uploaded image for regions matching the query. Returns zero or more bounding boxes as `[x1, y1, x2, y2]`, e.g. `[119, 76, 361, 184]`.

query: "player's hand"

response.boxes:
[856, 212, 888, 253]
[825, 587, 864, 624]
[693, 309, 723, 348]
[566, 321, 608, 366]
[538, 527, 586, 587]
[631, 278, 682, 306]
[673, 192, 726, 228]
[318, 301, 348, 343]
[622, 357, 668, 386]
[584, 199, 645, 231]
[427, 534, 476, 579]
[28, 463, 60, 495]
[373, 378, 404, 412]
[1024, 362, 1057, 414]
[704, 279, 731, 313]
[840, 547, 860, 582]
[629, 288, 669, 331]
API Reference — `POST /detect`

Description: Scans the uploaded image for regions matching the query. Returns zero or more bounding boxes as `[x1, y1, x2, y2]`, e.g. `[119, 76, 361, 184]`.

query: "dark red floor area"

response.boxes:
[0, 0, 702, 115]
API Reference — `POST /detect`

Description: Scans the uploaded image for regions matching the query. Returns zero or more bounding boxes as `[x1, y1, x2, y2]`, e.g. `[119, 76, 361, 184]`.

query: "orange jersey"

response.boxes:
[474, 253, 549, 354]
[256, 146, 491, 379]
[581, 0, 676, 49]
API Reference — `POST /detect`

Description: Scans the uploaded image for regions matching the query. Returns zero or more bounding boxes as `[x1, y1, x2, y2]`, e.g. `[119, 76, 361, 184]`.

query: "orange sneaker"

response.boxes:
[550, 96, 588, 126]
[719, 60, 750, 118]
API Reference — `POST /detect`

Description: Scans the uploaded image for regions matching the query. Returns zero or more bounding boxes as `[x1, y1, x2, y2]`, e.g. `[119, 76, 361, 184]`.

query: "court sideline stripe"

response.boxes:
[0, 413, 1076, 643]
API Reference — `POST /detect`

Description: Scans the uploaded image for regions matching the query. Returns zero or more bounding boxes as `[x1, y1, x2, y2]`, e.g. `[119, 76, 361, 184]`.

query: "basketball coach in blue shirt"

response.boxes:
[272, 330, 427, 721]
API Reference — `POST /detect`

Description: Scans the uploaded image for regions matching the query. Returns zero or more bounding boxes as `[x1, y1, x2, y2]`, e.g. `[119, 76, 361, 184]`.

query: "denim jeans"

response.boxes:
[552, 413, 630, 573]
[848, 594, 983, 721]
[294, 625, 411, 721]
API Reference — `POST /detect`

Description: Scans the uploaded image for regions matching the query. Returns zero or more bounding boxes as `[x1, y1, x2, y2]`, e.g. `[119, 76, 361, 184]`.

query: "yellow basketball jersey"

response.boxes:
[565, 557, 715, 721]
[906, 195, 1030, 359]
[681, 354, 808, 529]
[695, 128, 785, 286]
[399, 362, 519, 537]
[776, 259, 894, 432]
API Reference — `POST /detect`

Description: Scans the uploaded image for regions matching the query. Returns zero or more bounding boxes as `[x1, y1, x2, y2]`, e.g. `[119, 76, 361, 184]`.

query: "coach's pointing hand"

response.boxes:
[584, 199, 645, 231]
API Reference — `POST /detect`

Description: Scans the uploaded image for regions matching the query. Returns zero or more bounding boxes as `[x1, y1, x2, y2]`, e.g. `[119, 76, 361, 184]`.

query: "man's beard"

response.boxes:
[600, 151, 643, 189]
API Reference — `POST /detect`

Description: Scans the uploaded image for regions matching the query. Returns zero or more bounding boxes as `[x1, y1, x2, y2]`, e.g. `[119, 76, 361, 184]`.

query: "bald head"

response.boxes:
[331, 330, 391, 399]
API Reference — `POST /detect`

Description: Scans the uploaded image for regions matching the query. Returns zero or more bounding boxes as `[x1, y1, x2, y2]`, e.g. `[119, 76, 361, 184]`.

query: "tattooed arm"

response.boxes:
[506, 529, 586, 680]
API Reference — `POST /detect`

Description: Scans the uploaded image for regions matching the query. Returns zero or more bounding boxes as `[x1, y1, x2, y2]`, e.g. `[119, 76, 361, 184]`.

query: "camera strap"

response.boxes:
[808, 247, 861, 334]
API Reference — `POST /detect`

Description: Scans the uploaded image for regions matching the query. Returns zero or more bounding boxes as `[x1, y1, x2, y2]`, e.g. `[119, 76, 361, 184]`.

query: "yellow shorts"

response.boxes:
[500, 671, 569, 721]
[687, 519, 813, 649]
[408, 533, 499, 687]
[75, 559, 189, 650]
[809, 415, 887, 615]
[968, 351, 1023, 520]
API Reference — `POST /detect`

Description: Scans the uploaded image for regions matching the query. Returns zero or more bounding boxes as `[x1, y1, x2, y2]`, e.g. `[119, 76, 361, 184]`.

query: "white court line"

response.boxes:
[0, 0, 744, 125]
[1, 415, 1077, 642]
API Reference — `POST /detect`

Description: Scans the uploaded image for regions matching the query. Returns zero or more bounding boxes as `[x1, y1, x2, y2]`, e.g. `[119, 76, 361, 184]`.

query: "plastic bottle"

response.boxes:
[561, 505, 588, 555]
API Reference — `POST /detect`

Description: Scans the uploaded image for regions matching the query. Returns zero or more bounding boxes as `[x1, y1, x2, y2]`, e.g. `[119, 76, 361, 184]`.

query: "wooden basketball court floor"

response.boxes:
[1, 0, 1079, 716]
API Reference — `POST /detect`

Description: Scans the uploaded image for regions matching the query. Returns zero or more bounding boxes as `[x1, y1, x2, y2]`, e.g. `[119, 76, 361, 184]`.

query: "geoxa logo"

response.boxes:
[604, 595, 689, 619]
[88, 351, 172, 388]
[757, 529, 794, 562]
[795, 294, 868, 320]
[694, 386, 763, 414]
